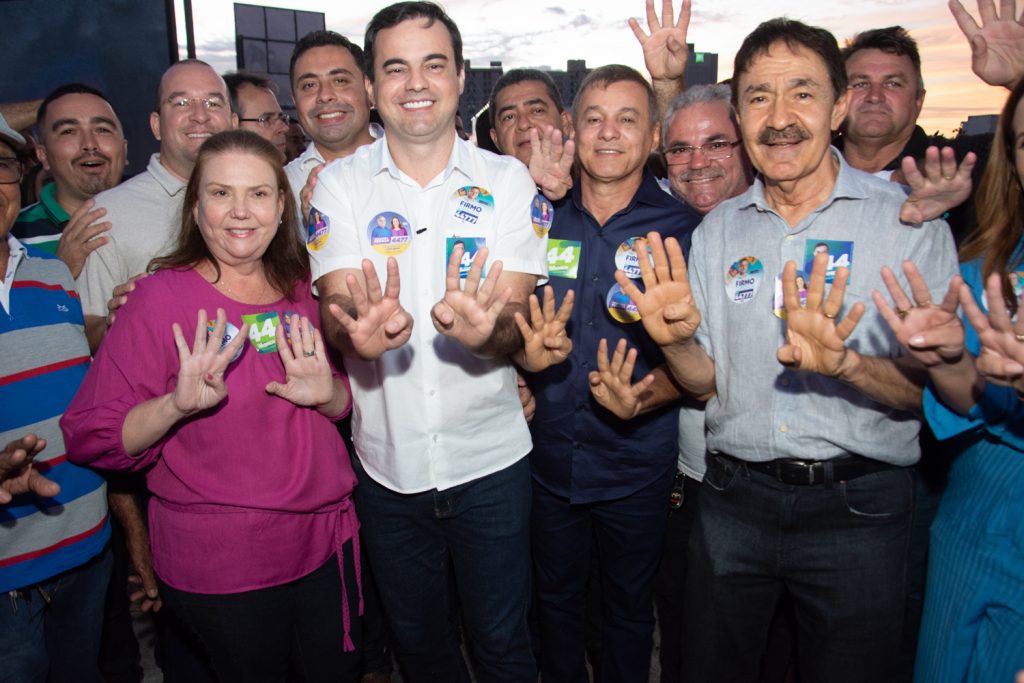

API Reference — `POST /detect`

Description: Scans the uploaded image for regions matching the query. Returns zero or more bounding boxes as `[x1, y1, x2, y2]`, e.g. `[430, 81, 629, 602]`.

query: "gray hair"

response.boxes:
[661, 83, 736, 142]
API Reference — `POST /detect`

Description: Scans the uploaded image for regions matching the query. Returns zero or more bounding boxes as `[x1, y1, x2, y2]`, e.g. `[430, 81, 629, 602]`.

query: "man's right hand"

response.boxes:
[0, 434, 59, 504]
[616, 231, 702, 347]
[106, 272, 148, 327]
[55, 199, 110, 278]
[327, 258, 414, 360]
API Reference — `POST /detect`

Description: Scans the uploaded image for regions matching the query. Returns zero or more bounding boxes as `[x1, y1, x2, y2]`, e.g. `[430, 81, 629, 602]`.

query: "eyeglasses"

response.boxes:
[0, 157, 21, 184]
[239, 112, 290, 128]
[165, 96, 226, 111]
[664, 140, 741, 165]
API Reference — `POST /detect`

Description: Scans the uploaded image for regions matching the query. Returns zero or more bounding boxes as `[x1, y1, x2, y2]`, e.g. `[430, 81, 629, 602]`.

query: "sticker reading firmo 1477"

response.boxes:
[205, 319, 244, 362]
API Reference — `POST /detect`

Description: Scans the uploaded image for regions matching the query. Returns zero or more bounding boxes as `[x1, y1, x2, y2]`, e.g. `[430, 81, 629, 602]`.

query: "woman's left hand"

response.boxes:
[266, 314, 336, 408]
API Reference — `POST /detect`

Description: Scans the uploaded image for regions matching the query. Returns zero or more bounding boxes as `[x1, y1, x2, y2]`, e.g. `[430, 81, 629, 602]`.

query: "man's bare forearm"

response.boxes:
[663, 339, 716, 401]
[834, 351, 925, 412]
[478, 301, 529, 358]
[319, 293, 358, 357]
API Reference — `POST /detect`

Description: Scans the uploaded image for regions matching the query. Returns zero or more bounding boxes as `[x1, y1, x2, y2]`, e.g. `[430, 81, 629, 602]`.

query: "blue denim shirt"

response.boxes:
[527, 170, 700, 503]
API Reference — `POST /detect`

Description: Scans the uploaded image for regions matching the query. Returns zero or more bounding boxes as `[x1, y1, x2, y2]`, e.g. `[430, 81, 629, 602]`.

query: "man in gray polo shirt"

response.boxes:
[622, 18, 957, 682]
[77, 59, 235, 352]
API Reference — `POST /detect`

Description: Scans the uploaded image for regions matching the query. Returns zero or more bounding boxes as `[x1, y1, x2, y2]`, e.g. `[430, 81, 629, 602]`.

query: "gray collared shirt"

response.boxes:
[689, 149, 958, 465]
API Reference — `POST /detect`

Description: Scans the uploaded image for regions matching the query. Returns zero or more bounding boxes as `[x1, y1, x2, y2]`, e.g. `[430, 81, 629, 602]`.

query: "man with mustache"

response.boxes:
[14, 84, 126, 278]
[626, 18, 958, 681]
[77, 60, 236, 352]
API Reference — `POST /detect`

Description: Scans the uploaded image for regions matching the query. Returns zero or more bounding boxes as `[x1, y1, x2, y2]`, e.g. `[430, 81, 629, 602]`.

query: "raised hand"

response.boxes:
[0, 434, 59, 504]
[897, 146, 976, 224]
[55, 198, 110, 278]
[301, 163, 325, 224]
[170, 308, 248, 416]
[431, 245, 512, 351]
[629, 0, 691, 82]
[327, 258, 414, 360]
[872, 262, 966, 366]
[528, 125, 575, 202]
[777, 253, 865, 376]
[616, 231, 700, 347]
[106, 272, 149, 327]
[514, 286, 575, 372]
[589, 338, 656, 419]
[949, 0, 1024, 88]
[959, 273, 1024, 387]
[266, 314, 336, 407]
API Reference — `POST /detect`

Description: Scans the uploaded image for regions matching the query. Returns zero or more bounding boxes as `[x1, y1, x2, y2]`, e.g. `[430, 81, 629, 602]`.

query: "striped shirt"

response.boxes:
[13, 183, 69, 255]
[0, 234, 108, 592]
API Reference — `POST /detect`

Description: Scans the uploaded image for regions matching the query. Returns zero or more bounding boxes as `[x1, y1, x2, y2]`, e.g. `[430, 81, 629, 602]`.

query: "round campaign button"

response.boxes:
[307, 206, 329, 252]
[606, 283, 641, 323]
[206, 319, 244, 362]
[724, 256, 763, 304]
[615, 236, 653, 280]
[368, 211, 412, 256]
[531, 194, 554, 238]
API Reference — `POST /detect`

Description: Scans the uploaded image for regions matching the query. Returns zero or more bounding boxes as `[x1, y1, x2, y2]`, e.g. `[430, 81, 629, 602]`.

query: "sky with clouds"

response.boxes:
[181, 0, 1010, 135]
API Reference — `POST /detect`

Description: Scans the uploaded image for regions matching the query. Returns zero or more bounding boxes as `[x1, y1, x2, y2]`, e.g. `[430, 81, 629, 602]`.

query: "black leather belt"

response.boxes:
[727, 454, 896, 486]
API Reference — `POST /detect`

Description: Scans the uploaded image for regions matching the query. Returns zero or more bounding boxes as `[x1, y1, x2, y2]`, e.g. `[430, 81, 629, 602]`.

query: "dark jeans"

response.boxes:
[0, 544, 113, 683]
[532, 468, 674, 683]
[159, 548, 362, 683]
[354, 457, 535, 683]
[684, 454, 913, 683]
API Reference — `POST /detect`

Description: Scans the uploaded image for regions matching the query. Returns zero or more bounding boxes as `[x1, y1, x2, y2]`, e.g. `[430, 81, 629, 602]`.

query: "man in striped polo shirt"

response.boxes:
[0, 112, 111, 683]
[13, 83, 126, 279]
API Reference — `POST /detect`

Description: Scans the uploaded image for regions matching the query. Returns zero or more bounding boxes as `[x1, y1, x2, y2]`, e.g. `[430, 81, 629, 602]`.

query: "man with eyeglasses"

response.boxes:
[224, 71, 289, 161]
[0, 111, 113, 683]
[77, 59, 236, 352]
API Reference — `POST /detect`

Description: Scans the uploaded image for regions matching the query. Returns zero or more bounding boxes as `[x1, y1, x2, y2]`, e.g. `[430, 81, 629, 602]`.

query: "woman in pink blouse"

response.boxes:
[62, 130, 361, 682]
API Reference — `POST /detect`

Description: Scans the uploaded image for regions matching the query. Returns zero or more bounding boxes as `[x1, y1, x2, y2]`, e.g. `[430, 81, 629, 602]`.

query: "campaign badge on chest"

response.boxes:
[368, 211, 412, 256]
[548, 239, 581, 279]
[615, 236, 654, 280]
[724, 256, 763, 304]
[307, 206, 329, 252]
[606, 283, 641, 323]
[242, 312, 282, 353]
[803, 239, 853, 284]
[772, 271, 809, 319]
[531, 194, 554, 237]
[445, 237, 487, 279]
[453, 186, 494, 225]
[206, 318, 244, 362]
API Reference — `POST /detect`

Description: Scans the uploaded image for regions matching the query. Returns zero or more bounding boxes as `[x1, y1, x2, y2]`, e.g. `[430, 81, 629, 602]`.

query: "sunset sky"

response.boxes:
[182, 0, 1011, 135]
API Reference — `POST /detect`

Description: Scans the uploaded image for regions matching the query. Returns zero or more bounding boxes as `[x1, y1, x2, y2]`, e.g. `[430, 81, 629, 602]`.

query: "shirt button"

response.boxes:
[779, 423, 789, 433]
[786, 235, 794, 241]
[592, 275, 599, 282]
[429, 389, 437, 396]
[781, 377, 790, 387]
[586, 320, 593, 326]
[432, 434, 439, 443]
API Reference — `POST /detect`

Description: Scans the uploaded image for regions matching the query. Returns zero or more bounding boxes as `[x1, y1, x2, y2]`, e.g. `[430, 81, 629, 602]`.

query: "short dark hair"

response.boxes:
[154, 58, 219, 112]
[150, 130, 308, 299]
[572, 64, 658, 127]
[364, 2, 463, 83]
[36, 83, 116, 140]
[732, 18, 846, 106]
[289, 31, 366, 87]
[223, 71, 277, 114]
[842, 26, 924, 93]
[488, 69, 565, 125]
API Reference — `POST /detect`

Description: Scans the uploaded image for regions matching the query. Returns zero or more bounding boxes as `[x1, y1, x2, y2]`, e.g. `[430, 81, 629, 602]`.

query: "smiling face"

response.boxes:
[490, 79, 571, 165]
[370, 18, 464, 147]
[37, 93, 127, 209]
[192, 149, 285, 269]
[574, 79, 658, 186]
[736, 41, 848, 191]
[844, 48, 923, 148]
[151, 62, 235, 180]
[665, 100, 751, 214]
[292, 45, 372, 160]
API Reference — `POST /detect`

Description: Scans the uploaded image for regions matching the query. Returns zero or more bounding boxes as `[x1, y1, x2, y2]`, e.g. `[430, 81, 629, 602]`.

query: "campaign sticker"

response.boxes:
[548, 239, 582, 279]
[368, 211, 412, 256]
[531, 194, 554, 238]
[307, 206, 329, 252]
[772, 271, 809, 319]
[981, 271, 1024, 321]
[606, 282, 641, 323]
[453, 186, 494, 225]
[725, 256, 763, 304]
[803, 239, 853, 284]
[615, 236, 653, 280]
[206, 319, 244, 362]
[242, 311, 282, 353]
[445, 237, 487, 279]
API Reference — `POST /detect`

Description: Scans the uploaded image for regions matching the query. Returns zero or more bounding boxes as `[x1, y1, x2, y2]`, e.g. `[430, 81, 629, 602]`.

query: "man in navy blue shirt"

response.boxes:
[520, 64, 699, 683]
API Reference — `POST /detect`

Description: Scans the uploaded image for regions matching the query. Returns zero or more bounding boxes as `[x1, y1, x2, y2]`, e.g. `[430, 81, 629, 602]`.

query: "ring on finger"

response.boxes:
[1016, 334, 1024, 343]
[915, 299, 932, 308]
[942, 175, 954, 181]
[823, 311, 836, 320]
[303, 350, 316, 357]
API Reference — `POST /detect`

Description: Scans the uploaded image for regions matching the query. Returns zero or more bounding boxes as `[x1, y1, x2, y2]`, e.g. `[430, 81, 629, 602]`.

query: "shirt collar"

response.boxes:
[570, 168, 677, 213]
[39, 183, 71, 225]
[150, 153, 188, 197]
[371, 135, 468, 186]
[1, 233, 27, 314]
[738, 147, 869, 213]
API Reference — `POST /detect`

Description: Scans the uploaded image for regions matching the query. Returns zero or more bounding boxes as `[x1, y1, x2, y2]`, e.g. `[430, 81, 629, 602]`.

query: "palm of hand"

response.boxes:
[351, 298, 409, 353]
[974, 22, 1024, 85]
[438, 290, 494, 349]
[898, 307, 965, 366]
[173, 352, 229, 414]
[783, 308, 847, 375]
[636, 281, 699, 346]
[643, 28, 687, 77]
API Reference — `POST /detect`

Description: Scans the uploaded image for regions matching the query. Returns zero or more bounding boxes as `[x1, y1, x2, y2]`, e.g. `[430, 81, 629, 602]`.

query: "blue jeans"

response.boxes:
[531, 469, 673, 683]
[354, 457, 535, 683]
[0, 544, 113, 683]
[684, 454, 913, 683]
